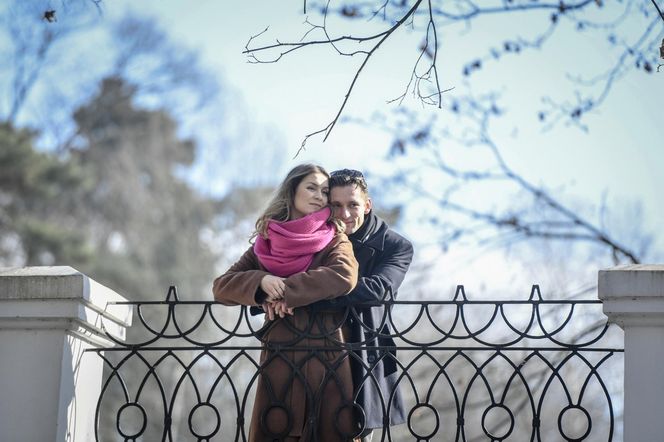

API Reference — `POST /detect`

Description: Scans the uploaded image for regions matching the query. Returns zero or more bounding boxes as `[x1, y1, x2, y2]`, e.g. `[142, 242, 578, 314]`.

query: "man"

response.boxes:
[326, 168, 414, 441]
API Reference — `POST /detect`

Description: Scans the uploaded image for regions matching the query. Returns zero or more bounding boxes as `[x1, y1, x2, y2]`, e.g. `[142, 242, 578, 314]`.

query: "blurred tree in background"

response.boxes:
[0, 1, 247, 300]
[69, 76, 217, 300]
[0, 122, 92, 266]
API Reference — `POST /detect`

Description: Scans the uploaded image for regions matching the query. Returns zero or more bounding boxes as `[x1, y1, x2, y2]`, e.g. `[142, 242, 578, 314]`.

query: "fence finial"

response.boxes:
[453, 284, 467, 301]
[529, 284, 543, 300]
[165, 285, 179, 302]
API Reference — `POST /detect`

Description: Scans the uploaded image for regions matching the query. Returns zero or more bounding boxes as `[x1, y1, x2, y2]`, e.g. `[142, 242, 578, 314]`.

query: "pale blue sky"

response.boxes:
[111, 1, 663, 254]
[111, 4, 660, 170]
[5, 1, 661, 290]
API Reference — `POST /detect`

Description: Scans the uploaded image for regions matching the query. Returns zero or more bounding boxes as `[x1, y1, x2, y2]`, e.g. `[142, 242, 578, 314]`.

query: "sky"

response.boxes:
[108, 1, 662, 208]
[6, 0, 663, 294]
[108, 1, 663, 282]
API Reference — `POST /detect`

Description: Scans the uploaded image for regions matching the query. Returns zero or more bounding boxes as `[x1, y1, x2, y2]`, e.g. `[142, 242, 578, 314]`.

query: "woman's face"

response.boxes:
[290, 172, 329, 219]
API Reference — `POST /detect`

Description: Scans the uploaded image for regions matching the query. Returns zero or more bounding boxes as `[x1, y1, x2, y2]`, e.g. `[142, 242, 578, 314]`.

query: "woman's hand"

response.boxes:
[260, 275, 286, 302]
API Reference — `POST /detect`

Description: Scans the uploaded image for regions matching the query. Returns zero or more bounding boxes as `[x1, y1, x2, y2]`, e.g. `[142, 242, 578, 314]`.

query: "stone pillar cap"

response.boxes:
[599, 264, 664, 299]
[0, 266, 132, 345]
[599, 264, 664, 328]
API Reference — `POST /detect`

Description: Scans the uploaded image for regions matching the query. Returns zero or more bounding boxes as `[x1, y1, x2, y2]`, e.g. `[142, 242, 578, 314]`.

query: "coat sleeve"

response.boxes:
[212, 246, 270, 306]
[338, 233, 413, 306]
[283, 234, 359, 309]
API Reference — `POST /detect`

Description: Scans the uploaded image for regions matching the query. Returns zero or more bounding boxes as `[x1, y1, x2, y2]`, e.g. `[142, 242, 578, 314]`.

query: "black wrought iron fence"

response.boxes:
[91, 285, 623, 441]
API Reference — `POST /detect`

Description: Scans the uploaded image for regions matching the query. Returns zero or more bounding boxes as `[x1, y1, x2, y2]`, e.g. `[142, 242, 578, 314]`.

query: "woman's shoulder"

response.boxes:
[317, 232, 351, 255]
[329, 231, 350, 245]
[309, 232, 356, 270]
[229, 244, 262, 270]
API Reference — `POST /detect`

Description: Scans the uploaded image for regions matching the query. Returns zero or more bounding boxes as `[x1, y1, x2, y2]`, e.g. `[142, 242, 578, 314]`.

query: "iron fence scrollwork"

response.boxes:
[90, 285, 623, 441]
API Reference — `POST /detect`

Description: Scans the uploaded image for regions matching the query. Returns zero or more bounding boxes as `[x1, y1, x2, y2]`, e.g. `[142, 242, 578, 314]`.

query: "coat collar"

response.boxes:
[349, 211, 387, 251]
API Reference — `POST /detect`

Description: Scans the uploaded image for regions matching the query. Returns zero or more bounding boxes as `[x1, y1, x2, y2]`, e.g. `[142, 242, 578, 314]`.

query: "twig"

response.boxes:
[291, 0, 426, 156]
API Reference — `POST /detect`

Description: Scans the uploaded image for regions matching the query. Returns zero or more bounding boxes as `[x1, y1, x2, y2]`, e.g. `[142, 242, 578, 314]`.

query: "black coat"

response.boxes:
[316, 211, 413, 431]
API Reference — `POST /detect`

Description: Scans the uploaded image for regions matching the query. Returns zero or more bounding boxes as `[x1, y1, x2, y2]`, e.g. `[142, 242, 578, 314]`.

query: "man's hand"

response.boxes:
[262, 300, 293, 320]
[273, 300, 294, 318]
[262, 302, 276, 321]
[260, 275, 286, 302]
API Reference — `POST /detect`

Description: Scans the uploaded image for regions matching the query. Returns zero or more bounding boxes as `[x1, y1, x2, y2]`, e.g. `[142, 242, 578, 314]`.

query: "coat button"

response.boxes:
[367, 354, 376, 363]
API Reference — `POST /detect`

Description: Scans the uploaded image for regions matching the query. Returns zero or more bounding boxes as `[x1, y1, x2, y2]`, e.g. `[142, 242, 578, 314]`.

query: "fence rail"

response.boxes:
[90, 285, 623, 441]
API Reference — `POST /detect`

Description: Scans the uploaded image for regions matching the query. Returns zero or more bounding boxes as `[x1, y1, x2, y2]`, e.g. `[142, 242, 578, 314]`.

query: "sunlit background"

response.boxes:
[2, 0, 661, 301]
[3, 1, 662, 439]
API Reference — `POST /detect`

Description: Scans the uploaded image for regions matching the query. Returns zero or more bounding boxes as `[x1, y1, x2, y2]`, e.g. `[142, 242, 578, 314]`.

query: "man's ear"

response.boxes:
[364, 197, 372, 215]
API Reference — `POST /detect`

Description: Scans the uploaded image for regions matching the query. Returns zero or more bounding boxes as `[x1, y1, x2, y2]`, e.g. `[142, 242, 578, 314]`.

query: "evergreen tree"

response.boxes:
[0, 122, 92, 266]
[70, 76, 217, 300]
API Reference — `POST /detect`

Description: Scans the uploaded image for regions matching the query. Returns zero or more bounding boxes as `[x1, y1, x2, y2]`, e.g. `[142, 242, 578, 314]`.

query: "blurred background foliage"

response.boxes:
[0, 1, 276, 302]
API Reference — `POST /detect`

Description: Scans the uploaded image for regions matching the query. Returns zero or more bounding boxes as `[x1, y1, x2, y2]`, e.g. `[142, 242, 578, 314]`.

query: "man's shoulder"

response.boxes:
[383, 225, 413, 253]
[367, 216, 412, 254]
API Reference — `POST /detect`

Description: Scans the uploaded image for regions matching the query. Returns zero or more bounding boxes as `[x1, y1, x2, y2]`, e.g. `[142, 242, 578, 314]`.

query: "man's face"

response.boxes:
[330, 184, 372, 235]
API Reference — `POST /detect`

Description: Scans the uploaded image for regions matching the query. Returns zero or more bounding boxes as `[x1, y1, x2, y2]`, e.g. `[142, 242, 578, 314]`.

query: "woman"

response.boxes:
[213, 164, 360, 441]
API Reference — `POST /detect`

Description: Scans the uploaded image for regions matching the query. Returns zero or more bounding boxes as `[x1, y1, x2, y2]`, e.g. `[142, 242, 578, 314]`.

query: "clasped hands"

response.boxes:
[260, 274, 294, 320]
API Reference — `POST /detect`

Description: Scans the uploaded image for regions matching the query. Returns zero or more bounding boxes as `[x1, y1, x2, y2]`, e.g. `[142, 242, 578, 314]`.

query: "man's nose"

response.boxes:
[333, 207, 346, 218]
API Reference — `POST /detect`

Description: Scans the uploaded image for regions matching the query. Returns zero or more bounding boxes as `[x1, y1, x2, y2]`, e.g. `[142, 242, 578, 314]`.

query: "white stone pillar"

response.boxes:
[598, 264, 664, 442]
[0, 266, 132, 442]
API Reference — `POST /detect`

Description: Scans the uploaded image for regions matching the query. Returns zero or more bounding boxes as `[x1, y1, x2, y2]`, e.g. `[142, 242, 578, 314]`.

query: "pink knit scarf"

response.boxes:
[253, 207, 335, 277]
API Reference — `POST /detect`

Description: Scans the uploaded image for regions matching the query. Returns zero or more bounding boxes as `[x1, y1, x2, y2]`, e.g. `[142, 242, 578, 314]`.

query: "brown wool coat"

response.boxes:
[213, 233, 360, 441]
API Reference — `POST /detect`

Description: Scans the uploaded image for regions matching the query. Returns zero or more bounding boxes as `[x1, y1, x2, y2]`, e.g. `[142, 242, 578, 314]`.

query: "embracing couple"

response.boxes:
[213, 164, 413, 442]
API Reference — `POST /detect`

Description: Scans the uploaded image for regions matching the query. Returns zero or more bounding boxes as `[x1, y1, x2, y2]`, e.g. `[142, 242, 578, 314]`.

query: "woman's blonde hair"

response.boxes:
[252, 164, 344, 241]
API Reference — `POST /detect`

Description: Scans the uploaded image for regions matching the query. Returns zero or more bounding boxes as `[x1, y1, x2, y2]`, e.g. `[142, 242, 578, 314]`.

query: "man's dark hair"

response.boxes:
[329, 169, 370, 197]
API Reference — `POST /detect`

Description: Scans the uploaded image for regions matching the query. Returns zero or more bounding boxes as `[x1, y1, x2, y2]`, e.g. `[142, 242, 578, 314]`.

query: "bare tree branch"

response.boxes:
[245, 0, 455, 154]
[541, 15, 663, 130]
[650, 0, 664, 22]
[247, 0, 663, 149]
[3, 2, 102, 124]
[365, 92, 644, 264]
